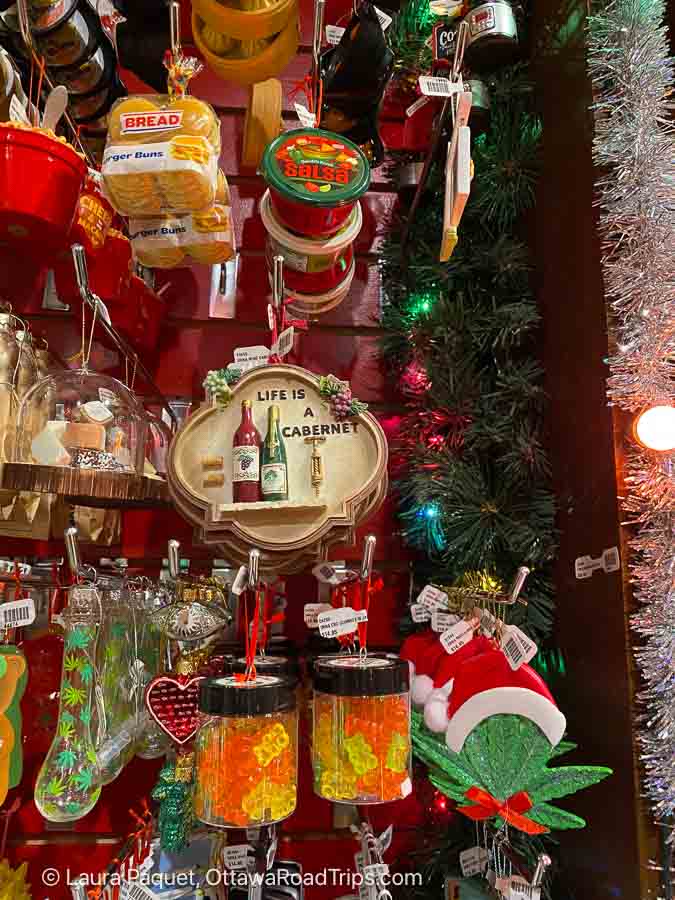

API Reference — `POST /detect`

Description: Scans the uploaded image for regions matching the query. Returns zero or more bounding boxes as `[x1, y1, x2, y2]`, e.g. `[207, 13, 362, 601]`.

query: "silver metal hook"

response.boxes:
[272, 255, 284, 312]
[451, 20, 468, 82]
[168, 540, 180, 580]
[65, 527, 82, 578]
[360, 534, 376, 581]
[248, 549, 260, 591]
[169, 0, 181, 56]
[508, 566, 530, 604]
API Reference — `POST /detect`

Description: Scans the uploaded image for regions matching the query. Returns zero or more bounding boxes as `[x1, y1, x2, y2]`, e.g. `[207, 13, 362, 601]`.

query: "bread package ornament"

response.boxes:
[129, 168, 235, 269]
[102, 52, 220, 217]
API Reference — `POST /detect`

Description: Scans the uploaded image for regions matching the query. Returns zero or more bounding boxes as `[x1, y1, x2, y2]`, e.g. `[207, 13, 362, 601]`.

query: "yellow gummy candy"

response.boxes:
[320, 768, 357, 800]
[344, 733, 378, 776]
[242, 780, 266, 820]
[253, 722, 290, 767]
[385, 732, 409, 773]
[270, 785, 296, 820]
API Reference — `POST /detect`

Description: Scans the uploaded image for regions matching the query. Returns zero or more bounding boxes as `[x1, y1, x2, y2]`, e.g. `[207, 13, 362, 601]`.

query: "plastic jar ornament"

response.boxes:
[34, 585, 102, 823]
[194, 675, 298, 828]
[311, 655, 411, 804]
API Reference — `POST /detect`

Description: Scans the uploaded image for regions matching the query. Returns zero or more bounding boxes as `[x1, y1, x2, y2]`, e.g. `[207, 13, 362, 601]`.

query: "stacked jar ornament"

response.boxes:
[259, 128, 370, 317]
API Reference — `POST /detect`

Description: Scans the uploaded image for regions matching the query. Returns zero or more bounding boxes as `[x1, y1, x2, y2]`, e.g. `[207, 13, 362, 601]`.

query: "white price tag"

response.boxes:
[373, 6, 392, 30]
[9, 95, 30, 125]
[294, 102, 317, 128]
[416, 584, 449, 611]
[440, 618, 476, 654]
[272, 326, 294, 358]
[318, 606, 367, 638]
[574, 545, 620, 579]
[0, 598, 36, 629]
[223, 844, 253, 870]
[400, 776, 412, 797]
[431, 610, 459, 632]
[99, 387, 117, 404]
[418, 76, 462, 98]
[406, 95, 431, 117]
[326, 24, 346, 44]
[354, 852, 376, 900]
[459, 846, 489, 878]
[410, 602, 431, 623]
[500, 625, 537, 671]
[230, 565, 249, 596]
[233, 345, 270, 372]
[509, 877, 541, 900]
[304, 602, 333, 627]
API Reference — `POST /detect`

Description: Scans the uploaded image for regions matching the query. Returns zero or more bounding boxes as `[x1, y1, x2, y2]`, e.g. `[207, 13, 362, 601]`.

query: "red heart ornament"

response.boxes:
[145, 675, 204, 746]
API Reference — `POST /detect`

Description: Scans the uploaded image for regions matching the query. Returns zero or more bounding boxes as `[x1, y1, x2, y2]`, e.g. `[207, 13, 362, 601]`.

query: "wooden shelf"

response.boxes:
[210, 498, 327, 521]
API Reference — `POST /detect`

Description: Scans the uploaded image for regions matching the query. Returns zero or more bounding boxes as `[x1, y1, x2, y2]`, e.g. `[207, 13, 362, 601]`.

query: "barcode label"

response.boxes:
[509, 878, 541, 900]
[119, 881, 157, 900]
[373, 5, 392, 29]
[231, 565, 249, 596]
[418, 76, 461, 98]
[272, 325, 294, 358]
[318, 606, 367, 638]
[312, 562, 343, 585]
[602, 546, 620, 573]
[416, 584, 448, 611]
[0, 598, 36, 628]
[500, 625, 537, 671]
[459, 846, 489, 878]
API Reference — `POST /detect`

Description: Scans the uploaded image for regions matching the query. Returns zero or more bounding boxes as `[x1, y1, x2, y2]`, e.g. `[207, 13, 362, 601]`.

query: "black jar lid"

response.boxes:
[231, 655, 300, 685]
[312, 654, 409, 697]
[200, 674, 296, 717]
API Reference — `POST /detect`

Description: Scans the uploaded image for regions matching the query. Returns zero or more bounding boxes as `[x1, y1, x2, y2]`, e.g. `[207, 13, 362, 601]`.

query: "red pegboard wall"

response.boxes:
[3, 0, 426, 894]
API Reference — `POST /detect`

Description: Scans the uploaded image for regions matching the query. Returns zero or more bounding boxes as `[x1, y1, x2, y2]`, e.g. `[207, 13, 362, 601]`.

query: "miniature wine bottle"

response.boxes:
[232, 399, 261, 502]
[261, 405, 289, 501]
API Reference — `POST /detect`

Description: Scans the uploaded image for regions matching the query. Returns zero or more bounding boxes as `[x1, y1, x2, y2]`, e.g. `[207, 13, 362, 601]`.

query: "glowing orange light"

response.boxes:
[634, 406, 675, 452]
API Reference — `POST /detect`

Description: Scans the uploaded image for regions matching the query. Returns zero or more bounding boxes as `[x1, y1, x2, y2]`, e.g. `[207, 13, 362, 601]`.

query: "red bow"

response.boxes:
[458, 787, 549, 835]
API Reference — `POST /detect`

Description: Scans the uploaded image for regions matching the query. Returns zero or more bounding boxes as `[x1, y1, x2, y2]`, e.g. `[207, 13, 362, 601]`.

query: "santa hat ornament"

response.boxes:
[423, 634, 493, 734]
[444, 648, 566, 753]
[400, 630, 450, 707]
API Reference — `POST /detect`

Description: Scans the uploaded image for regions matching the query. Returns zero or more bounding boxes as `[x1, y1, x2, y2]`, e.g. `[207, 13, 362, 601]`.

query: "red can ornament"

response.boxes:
[261, 128, 370, 238]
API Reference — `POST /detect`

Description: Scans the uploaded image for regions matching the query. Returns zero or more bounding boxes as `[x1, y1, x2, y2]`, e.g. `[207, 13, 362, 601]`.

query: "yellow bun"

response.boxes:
[216, 169, 229, 205]
[192, 204, 229, 233]
[108, 97, 159, 143]
[188, 242, 234, 264]
[170, 97, 220, 148]
[105, 173, 163, 216]
[136, 245, 186, 268]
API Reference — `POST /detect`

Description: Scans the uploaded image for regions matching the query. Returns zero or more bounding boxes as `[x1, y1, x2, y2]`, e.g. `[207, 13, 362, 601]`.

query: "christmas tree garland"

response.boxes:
[588, 0, 675, 832]
[381, 49, 557, 642]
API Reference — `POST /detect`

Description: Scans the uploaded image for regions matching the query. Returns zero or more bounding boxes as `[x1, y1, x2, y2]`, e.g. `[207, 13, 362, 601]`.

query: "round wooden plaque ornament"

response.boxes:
[167, 365, 388, 564]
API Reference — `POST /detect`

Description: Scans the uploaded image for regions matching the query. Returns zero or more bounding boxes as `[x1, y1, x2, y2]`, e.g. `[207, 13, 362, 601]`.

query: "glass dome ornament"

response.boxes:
[145, 409, 173, 477]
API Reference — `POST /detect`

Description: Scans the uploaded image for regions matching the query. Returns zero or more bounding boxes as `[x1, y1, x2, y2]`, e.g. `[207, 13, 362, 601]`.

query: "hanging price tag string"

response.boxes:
[238, 549, 262, 682]
[354, 535, 380, 657]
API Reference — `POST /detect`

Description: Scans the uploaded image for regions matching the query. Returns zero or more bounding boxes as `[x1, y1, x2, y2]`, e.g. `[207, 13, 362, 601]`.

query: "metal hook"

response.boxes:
[248, 549, 260, 591]
[272, 255, 284, 312]
[219, 262, 227, 295]
[508, 566, 530, 604]
[169, 0, 181, 56]
[532, 854, 551, 888]
[64, 527, 82, 578]
[168, 540, 180, 580]
[360, 534, 376, 581]
[451, 20, 468, 83]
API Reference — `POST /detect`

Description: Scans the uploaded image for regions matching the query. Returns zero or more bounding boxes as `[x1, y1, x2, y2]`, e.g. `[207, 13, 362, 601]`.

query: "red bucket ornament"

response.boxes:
[111, 275, 166, 353]
[0, 125, 86, 259]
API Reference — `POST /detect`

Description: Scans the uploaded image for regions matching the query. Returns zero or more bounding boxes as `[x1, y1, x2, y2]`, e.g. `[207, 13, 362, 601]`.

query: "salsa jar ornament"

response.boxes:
[194, 674, 298, 827]
[261, 129, 370, 238]
[311, 655, 411, 803]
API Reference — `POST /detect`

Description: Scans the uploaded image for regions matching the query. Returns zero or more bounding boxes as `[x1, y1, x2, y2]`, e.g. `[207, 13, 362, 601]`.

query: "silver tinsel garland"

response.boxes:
[588, 0, 675, 824]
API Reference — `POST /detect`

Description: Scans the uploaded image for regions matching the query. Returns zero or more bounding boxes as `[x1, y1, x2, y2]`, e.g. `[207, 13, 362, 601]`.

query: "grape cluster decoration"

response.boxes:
[319, 375, 368, 421]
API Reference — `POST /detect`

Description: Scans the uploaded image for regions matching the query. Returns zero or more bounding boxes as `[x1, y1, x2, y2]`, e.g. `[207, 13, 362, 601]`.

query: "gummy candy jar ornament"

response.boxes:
[194, 675, 298, 828]
[311, 655, 411, 804]
[34, 585, 102, 823]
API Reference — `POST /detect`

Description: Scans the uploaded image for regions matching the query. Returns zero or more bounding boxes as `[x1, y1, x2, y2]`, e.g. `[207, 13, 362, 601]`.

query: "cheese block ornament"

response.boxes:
[102, 89, 220, 217]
